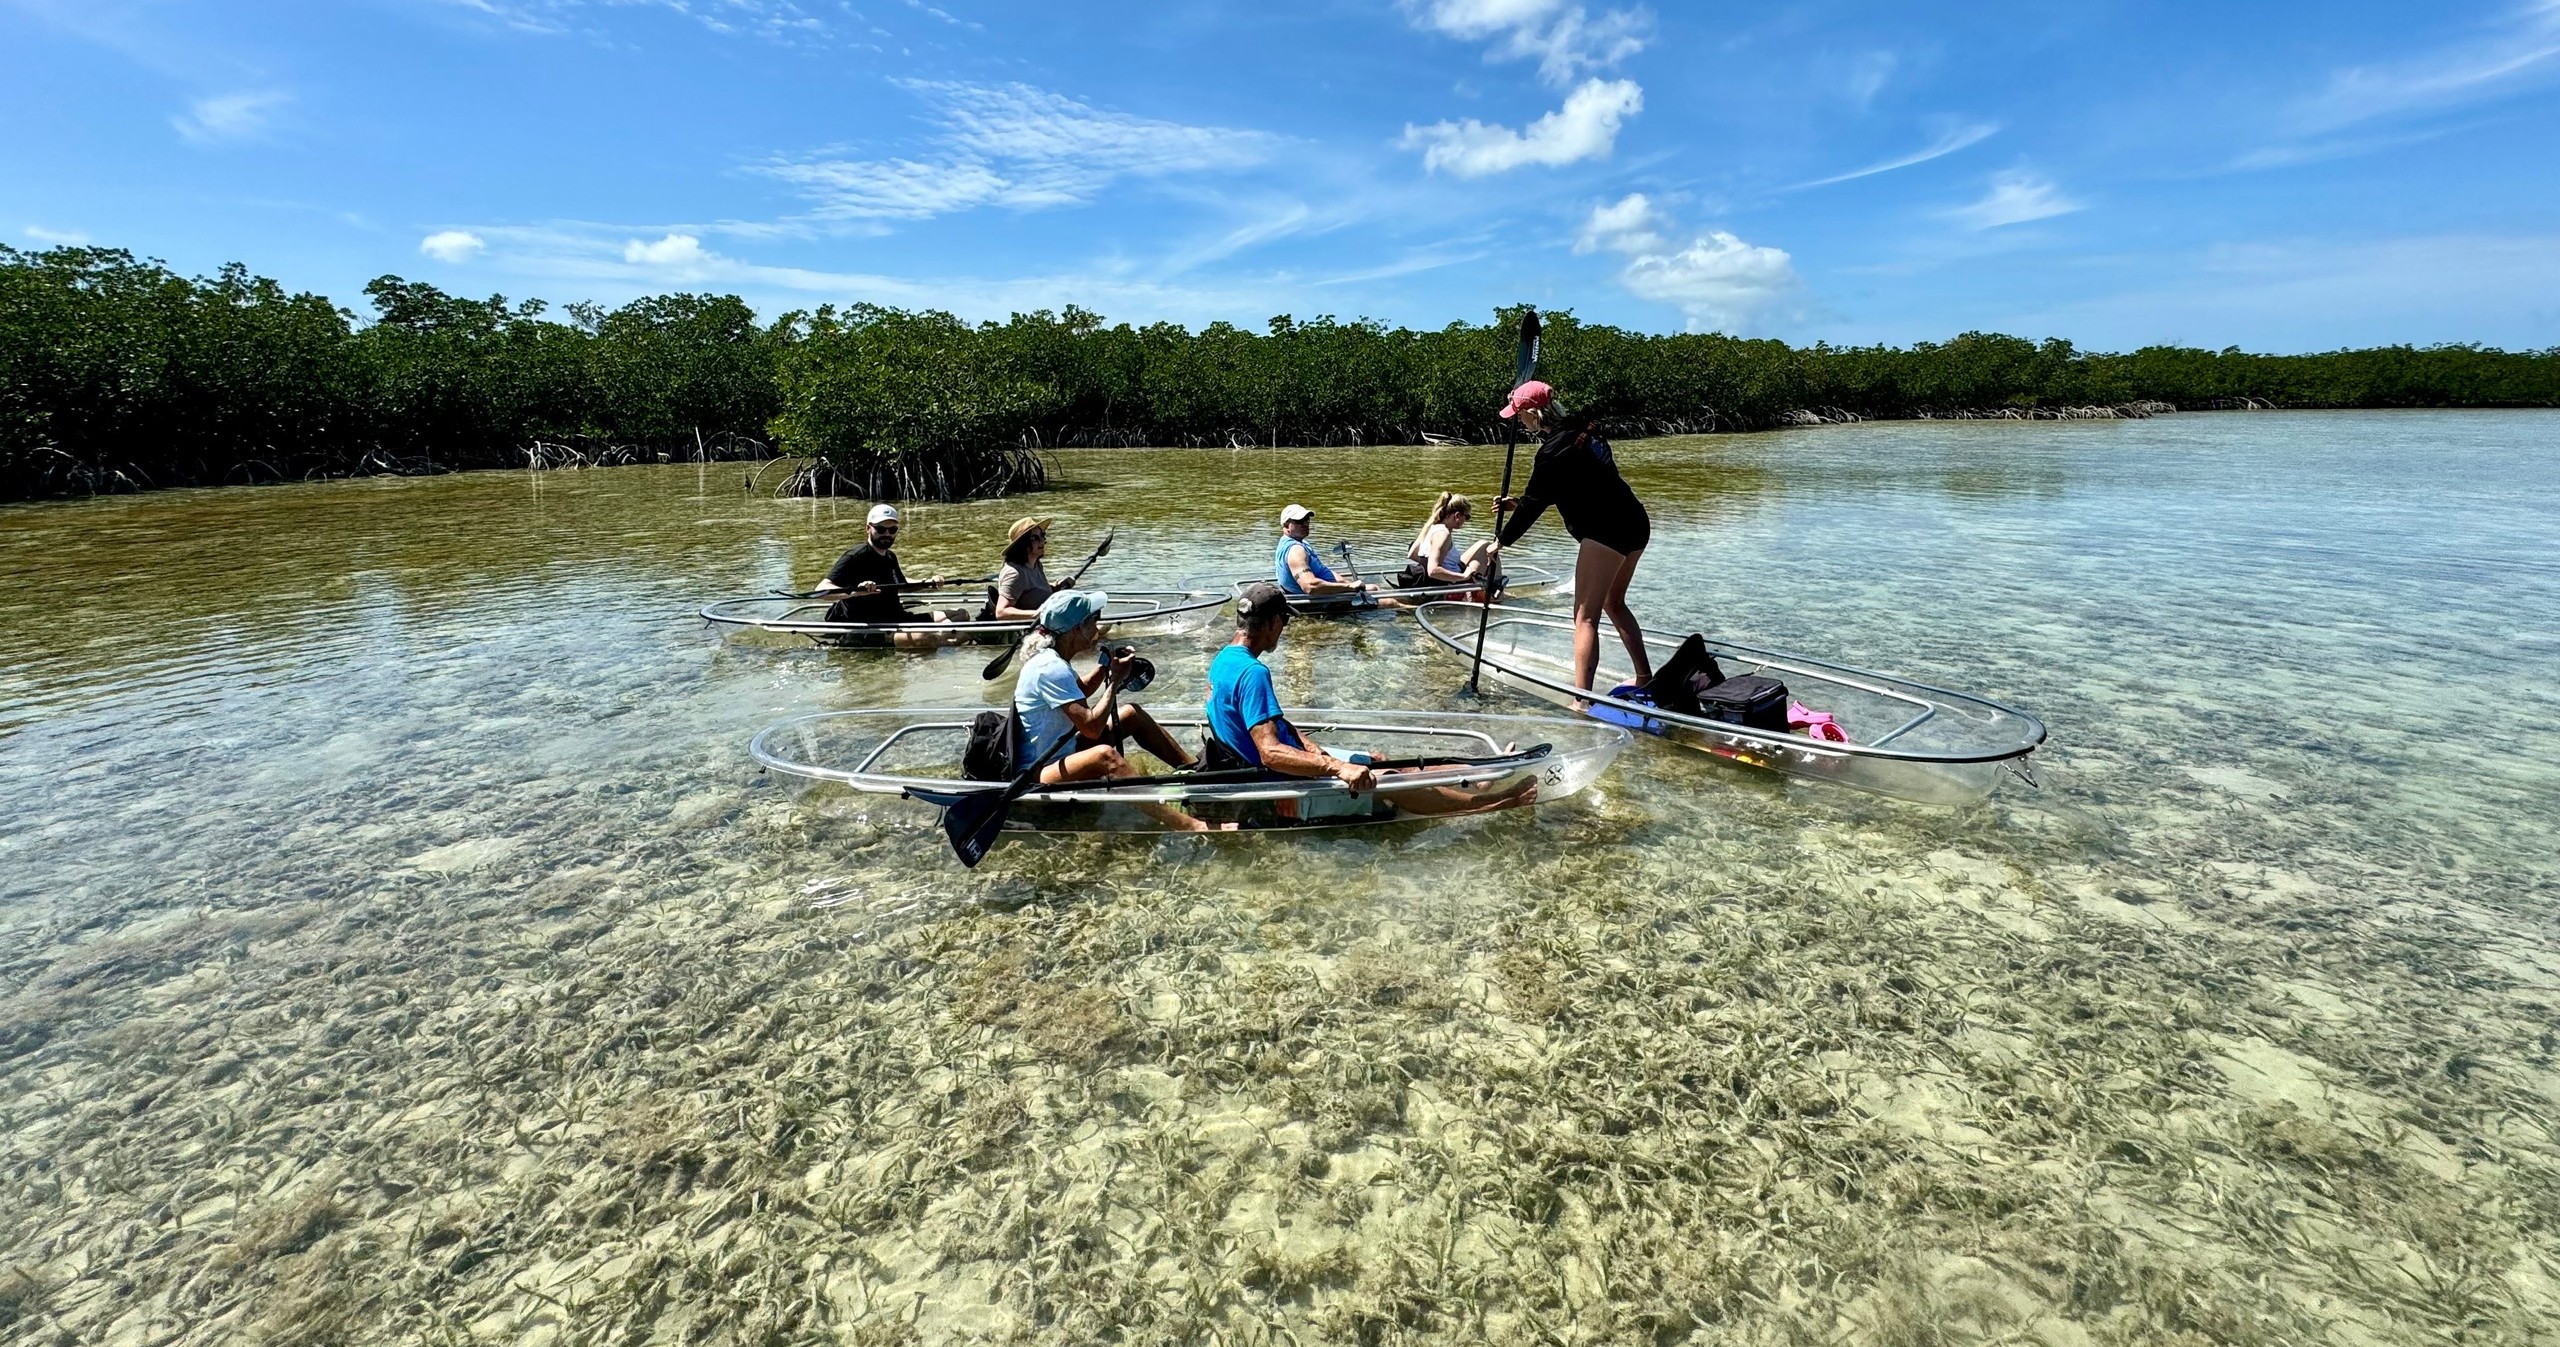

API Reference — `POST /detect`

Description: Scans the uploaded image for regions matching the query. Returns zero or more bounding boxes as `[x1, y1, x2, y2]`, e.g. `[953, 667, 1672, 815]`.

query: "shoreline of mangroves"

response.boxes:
[5, 243, 2557, 503]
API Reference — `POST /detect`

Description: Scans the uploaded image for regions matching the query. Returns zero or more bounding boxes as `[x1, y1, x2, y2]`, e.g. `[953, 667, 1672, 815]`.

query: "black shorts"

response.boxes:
[1571, 501, 1650, 556]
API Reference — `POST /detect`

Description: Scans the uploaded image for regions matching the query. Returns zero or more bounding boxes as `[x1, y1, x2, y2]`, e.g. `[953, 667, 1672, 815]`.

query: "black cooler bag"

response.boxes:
[1652, 633, 1790, 733]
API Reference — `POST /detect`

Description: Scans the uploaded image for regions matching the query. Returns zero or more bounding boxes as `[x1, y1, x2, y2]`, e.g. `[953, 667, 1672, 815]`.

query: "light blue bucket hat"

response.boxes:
[1036, 589, 1108, 632]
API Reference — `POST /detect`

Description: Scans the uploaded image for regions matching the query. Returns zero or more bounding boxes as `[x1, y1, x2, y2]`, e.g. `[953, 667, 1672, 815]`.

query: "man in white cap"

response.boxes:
[813, 504, 966, 647]
[1272, 503, 1374, 601]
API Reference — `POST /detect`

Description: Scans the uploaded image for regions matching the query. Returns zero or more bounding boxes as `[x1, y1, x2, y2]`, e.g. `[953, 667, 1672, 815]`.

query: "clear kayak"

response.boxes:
[700, 588, 1223, 647]
[1179, 550, 1565, 617]
[1415, 602, 2047, 806]
[750, 707, 1630, 834]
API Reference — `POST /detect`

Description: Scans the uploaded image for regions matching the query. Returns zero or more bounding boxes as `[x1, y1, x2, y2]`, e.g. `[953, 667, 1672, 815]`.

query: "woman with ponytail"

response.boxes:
[1397, 491, 1498, 592]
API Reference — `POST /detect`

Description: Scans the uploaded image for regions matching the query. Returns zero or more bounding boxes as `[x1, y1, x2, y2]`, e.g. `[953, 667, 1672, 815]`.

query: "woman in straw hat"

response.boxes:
[991, 516, 1056, 620]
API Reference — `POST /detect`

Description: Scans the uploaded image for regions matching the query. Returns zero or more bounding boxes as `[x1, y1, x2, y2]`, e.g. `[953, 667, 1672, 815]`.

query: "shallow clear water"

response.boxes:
[4, 412, 2557, 1344]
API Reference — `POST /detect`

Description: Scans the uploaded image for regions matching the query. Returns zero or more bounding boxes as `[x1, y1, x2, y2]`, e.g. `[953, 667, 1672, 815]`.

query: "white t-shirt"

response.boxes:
[1013, 648, 1085, 764]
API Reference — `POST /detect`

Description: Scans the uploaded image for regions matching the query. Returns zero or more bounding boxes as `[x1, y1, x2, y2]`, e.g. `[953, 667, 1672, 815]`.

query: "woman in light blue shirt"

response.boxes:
[1012, 591, 1221, 831]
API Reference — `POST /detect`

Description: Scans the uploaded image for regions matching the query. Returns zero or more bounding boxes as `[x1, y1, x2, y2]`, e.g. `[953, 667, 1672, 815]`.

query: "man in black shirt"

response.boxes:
[815, 504, 967, 647]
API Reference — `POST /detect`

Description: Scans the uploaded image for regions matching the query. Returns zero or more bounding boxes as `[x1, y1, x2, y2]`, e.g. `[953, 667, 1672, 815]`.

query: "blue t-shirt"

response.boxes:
[1013, 648, 1086, 764]
[1205, 643, 1303, 765]
[1273, 536, 1337, 594]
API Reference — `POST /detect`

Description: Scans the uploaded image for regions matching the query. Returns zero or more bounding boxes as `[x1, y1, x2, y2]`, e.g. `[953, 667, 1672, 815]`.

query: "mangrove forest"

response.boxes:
[5, 242, 2557, 503]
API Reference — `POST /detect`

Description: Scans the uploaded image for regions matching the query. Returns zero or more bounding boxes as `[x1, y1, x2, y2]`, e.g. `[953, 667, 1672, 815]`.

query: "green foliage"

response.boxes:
[6, 242, 2558, 503]
[0, 246, 778, 498]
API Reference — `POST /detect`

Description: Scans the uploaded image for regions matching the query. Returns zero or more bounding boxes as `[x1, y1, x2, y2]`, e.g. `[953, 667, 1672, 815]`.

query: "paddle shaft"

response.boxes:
[781, 573, 991, 601]
[918, 744, 1550, 799]
[1467, 310, 1540, 694]
[1464, 430, 1518, 694]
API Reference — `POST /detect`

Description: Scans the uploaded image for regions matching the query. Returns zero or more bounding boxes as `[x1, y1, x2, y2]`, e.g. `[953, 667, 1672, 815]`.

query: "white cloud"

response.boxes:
[172, 90, 288, 144]
[1794, 122, 2000, 190]
[623, 233, 713, 269]
[1406, 0, 1649, 87]
[1402, 77, 1642, 176]
[419, 230, 487, 263]
[1576, 194, 1799, 331]
[23, 225, 92, 245]
[1945, 171, 2082, 230]
[1573, 192, 1668, 254]
[763, 82, 1272, 220]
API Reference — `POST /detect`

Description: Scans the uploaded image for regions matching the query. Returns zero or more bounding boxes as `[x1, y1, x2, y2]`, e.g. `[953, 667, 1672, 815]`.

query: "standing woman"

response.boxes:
[1487, 381, 1655, 699]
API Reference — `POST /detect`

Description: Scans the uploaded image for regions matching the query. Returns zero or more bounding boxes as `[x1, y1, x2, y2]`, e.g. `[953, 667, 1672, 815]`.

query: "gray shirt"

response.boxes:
[997, 560, 1053, 613]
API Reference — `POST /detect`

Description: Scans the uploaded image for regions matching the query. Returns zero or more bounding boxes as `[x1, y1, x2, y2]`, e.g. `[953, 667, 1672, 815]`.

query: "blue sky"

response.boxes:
[5, 0, 2559, 350]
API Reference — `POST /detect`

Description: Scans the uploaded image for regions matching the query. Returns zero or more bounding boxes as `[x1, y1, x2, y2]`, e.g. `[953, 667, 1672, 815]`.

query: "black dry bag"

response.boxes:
[1651, 633, 1788, 733]
[962, 710, 1020, 781]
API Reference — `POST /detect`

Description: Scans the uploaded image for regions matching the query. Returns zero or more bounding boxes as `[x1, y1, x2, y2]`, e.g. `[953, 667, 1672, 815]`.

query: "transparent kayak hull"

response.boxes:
[1415, 602, 2047, 806]
[700, 589, 1222, 647]
[1179, 556, 1564, 617]
[750, 707, 1630, 834]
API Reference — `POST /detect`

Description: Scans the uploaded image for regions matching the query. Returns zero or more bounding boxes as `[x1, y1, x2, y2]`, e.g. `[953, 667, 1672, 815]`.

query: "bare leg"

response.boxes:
[1040, 741, 1222, 831]
[1374, 771, 1538, 816]
[1569, 538, 1635, 696]
[1604, 546, 1650, 685]
[1107, 704, 1198, 769]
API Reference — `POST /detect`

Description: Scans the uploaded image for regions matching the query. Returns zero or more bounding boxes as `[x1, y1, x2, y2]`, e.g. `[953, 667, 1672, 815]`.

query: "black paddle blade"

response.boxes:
[1515, 309, 1541, 387]
[982, 635, 1026, 680]
[941, 791, 1010, 867]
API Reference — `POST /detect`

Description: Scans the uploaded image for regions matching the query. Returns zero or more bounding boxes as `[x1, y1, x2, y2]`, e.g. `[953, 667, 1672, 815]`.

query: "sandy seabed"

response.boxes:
[5, 422, 2560, 1344]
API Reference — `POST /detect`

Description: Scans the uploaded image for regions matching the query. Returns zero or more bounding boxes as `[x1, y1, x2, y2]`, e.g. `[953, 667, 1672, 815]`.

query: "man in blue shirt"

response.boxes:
[1205, 583, 1376, 788]
[1205, 584, 1537, 816]
[1272, 504, 1377, 601]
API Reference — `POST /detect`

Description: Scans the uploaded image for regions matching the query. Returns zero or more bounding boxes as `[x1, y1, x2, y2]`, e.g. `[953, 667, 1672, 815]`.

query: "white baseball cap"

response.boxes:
[1279, 504, 1313, 524]
[866, 504, 900, 526]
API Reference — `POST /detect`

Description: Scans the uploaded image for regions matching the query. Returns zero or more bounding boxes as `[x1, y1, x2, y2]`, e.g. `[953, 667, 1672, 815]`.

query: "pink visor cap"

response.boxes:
[1498, 380, 1554, 419]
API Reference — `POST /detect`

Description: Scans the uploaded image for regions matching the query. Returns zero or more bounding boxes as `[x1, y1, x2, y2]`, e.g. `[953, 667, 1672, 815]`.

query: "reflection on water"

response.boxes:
[3, 412, 2558, 1343]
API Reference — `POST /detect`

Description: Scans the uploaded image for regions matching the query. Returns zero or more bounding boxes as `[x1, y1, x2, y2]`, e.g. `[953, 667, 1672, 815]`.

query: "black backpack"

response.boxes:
[1650, 634, 1789, 733]
[962, 710, 1021, 781]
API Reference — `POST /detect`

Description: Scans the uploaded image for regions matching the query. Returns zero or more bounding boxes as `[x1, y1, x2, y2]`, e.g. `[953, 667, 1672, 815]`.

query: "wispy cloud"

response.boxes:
[410, 221, 1319, 327]
[419, 230, 487, 262]
[1794, 122, 1999, 189]
[763, 82, 1273, 221]
[23, 225, 93, 246]
[172, 90, 288, 144]
[1945, 171, 2082, 230]
[2292, 0, 2560, 133]
[1575, 194, 1799, 331]
[433, 0, 830, 42]
[1403, 77, 1642, 176]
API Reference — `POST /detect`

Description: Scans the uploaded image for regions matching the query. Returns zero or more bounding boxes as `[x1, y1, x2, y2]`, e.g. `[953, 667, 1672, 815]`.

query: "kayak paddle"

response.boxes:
[982, 530, 1115, 680]
[911, 667, 1122, 865]
[771, 574, 993, 601]
[1469, 308, 1539, 694]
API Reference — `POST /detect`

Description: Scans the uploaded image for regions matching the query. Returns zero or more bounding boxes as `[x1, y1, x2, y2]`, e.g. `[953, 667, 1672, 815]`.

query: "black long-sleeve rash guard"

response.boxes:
[1496, 426, 1645, 550]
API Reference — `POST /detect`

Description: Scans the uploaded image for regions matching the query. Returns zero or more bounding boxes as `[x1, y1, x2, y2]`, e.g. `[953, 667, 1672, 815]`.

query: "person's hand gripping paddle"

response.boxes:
[982, 530, 1115, 680]
[1468, 309, 1539, 693]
